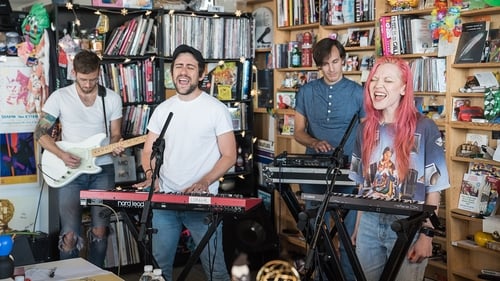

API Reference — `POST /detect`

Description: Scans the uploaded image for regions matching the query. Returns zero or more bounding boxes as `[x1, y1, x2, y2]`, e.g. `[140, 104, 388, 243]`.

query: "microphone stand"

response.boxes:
[304, 114, 360, 281]
[138, 112, 173, 244]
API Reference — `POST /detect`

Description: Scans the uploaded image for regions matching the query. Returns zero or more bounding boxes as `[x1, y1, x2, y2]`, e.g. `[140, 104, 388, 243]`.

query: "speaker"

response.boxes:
[223, 202, 279, 270]
[11, 233, 52, 266]
[257, 69, 274, 108]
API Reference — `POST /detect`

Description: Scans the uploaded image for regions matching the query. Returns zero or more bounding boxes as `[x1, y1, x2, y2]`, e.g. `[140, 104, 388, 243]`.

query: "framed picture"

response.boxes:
[253, 7, 273, 50]
[0, 132, 37, 184]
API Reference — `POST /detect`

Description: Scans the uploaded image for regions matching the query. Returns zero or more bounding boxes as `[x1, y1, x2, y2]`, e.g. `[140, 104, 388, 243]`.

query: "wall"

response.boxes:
[1, 0, 51, 234]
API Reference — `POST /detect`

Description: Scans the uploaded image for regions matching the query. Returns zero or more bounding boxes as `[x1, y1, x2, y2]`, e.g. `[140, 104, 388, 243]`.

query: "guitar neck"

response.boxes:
[92, 135, 147, 157]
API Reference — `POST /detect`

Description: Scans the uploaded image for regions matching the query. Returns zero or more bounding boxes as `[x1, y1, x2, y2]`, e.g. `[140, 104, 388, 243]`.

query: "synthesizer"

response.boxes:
[80, 190, 262, 213]
[264, 166, 356, 186]
[301, 192, 436, 216]
[274, 153, 350, 168]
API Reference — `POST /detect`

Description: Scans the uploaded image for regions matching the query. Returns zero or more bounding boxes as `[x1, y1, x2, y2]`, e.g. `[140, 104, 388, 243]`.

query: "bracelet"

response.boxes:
[144, 169, 153, 177]
[420, 227, 435, 238]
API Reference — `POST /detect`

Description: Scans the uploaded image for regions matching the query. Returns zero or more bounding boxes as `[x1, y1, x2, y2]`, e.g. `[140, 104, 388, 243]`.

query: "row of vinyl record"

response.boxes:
[159, 13, 253, 60]
[104, 15, 156, 57]
[82, 214, 141, 268]
[104, 217, 141, 268]
[409, 57, 447, 93]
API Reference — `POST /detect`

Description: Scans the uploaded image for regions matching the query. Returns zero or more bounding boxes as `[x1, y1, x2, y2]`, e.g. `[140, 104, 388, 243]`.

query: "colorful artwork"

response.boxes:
[0, 57, 43, 133]
[0, 132, 37, 184]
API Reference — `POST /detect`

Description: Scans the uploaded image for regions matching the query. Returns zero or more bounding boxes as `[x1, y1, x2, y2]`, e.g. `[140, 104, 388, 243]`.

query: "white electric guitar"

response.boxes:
[41, 133, 147, 188]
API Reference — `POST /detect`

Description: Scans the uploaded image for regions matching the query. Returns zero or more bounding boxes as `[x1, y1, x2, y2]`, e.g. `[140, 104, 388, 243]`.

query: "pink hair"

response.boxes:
[361, 56, 418, 183]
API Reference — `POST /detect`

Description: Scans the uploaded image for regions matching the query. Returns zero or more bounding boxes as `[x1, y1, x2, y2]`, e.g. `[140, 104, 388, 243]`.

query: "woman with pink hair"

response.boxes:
[349, 57, 449, 281]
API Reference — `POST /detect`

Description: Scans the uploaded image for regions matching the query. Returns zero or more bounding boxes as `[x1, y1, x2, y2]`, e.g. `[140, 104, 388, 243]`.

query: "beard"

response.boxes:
[76, 81, 98, 95]
[175, 83, 198, 96]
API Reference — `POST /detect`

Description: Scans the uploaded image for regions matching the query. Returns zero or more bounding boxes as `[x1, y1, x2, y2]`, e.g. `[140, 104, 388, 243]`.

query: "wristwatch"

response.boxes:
[420, 227, 435, 238]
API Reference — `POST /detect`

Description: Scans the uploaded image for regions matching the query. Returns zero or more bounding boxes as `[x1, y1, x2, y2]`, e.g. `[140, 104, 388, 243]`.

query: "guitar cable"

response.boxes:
[37, 162, 59, 183]
[89, 202, 122, 276]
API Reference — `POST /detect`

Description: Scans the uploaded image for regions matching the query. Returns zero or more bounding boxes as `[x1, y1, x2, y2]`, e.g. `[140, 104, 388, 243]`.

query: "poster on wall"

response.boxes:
[0, 132, 37, 184]
[0, 57, 41, 133]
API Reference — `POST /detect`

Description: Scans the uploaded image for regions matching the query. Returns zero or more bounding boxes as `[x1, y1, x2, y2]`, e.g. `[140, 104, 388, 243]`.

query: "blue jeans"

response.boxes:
[57, 164, 114, 267]
[356, 212, 428, 281]
[300, 184, 357, 281]
[152, 209, 230, 281]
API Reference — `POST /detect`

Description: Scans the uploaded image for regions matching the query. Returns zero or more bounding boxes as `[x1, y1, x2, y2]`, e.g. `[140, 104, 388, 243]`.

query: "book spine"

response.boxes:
[390, 15, 401, 55]
[379, 16, 392, 56]
[145, 59, 154, 103]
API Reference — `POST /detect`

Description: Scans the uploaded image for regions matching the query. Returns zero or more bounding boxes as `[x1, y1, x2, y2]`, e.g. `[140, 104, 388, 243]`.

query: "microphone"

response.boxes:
[151, 112, 174, 160]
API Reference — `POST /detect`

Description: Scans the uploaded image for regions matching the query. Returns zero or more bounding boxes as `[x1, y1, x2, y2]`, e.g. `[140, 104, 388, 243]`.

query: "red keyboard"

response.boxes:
[80, 189, 262, 213]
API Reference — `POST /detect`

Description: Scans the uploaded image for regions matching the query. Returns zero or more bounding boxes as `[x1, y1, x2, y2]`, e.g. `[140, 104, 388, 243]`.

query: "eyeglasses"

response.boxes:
[77, 77, 99, 84]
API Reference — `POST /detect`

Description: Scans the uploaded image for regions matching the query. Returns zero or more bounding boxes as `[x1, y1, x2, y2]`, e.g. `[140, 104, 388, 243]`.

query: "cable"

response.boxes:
[90, 203, 122, 276]
[32, 172, 46, 234]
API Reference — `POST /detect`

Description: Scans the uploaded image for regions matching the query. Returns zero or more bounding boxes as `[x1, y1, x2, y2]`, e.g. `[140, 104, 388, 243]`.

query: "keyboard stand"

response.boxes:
[331, 206, 431, 281]
[176, 213, 224, 281]
[277, 183, 433, 281]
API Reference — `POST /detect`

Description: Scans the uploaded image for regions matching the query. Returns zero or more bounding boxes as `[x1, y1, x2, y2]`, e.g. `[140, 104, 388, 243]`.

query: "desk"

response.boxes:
[1, 258, 124, 281]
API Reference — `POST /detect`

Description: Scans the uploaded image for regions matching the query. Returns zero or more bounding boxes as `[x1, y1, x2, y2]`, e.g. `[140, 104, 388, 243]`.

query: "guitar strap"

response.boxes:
[98, 85, 108, 137]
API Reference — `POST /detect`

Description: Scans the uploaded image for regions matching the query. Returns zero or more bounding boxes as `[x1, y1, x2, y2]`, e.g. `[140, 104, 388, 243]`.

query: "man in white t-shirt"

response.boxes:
[35, 50, 124, 267]
[134, 45, 236, 281]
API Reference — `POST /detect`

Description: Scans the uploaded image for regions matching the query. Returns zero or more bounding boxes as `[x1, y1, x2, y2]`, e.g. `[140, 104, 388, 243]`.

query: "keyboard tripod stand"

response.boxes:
[277, 183, 437, 281]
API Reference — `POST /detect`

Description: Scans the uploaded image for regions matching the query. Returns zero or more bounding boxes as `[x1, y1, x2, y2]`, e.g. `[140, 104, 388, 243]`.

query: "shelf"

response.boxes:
[450, 210, 486, 222]
[254, 107, 271, 114]
[275, 108, 296, 115]
[277, 87, 299, 92]
[276, 67, 319, 72]
[381, 7, 435, 16]
[277, 22, 320, 31]
[415, 91, 447, 96]
[393, 52, 439, 58]
[433, 119, 447, 127]
[451, 239, 500, 256]
[452, 268, 482, 281]
[451, 62, 500, 69]
[321, 21, 376, 30]
[433, 236, 447, 244]
[450, 156, 500, 166]
[460, 6, 500, 17]
[449, 121, 500, 130]
[276, 134, 296, 139]
[428, 259, 447, 270]
[344, 46, 376, 52]
[451, 92, 487, 98]
[256, 48, 272, 53]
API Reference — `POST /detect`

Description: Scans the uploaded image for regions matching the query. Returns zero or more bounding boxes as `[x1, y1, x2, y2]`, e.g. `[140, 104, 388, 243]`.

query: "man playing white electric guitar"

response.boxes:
[34, 50, 125, 268]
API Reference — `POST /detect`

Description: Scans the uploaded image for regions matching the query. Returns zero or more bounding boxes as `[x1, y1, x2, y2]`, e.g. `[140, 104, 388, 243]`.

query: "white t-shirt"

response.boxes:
[147, 92, 233, 194]
[42, 84, 123, 165]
